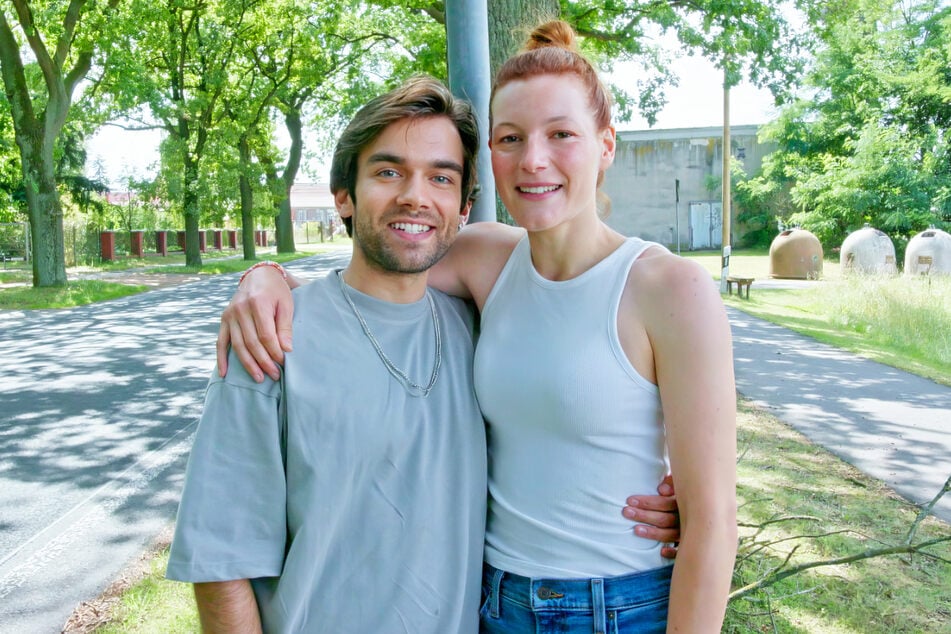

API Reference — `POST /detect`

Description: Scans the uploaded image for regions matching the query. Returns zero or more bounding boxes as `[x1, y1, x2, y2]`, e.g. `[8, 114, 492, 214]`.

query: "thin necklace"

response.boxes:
[337, 271, 441, 397]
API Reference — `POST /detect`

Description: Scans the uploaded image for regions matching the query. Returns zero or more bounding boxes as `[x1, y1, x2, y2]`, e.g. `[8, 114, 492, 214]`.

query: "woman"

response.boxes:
[223, 21, 736, 632]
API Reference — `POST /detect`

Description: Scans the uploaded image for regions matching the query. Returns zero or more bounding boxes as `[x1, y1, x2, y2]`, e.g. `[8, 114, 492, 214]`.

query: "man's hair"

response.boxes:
[330, 76, 480, 237]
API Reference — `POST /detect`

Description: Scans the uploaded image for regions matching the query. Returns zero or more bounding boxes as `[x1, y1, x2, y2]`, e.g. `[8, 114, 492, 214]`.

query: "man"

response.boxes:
[168, 77, 487, 633]
[169, 76, 678, 633]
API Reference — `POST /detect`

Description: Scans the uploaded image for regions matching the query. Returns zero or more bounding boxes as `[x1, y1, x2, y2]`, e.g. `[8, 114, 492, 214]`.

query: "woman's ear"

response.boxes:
[600, 126, 617, 169]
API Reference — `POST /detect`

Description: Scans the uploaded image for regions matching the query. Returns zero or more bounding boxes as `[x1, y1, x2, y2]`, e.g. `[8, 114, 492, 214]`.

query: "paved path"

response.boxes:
[0, 251, 349, 633]
[729, 307, 951, 523]
[0, 251, 948, 631]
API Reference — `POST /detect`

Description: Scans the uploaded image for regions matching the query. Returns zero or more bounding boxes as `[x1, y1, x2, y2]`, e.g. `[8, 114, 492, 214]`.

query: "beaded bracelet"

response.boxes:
[238, 260, 287, 286]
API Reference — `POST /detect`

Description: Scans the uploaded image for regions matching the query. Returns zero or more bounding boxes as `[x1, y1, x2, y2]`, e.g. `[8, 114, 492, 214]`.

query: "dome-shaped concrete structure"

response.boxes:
[840, 225, 897, 275]
[904, 227, 951, 275]
[770, 229, 823, 279]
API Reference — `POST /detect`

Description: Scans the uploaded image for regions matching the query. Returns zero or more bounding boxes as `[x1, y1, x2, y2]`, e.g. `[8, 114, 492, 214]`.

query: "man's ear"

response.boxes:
[335, 189, 353, 220]
[458, 200, 472, 228]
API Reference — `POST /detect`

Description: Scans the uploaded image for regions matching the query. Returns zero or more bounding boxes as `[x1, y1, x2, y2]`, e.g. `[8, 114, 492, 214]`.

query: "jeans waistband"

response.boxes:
[483, 562, 673, 611]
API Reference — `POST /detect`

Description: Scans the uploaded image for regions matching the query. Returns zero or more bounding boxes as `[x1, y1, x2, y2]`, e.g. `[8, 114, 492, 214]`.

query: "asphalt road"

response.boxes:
[0, 250, 349, 633]
[729, 306, 951, 523]
[1, 250, 948, 632]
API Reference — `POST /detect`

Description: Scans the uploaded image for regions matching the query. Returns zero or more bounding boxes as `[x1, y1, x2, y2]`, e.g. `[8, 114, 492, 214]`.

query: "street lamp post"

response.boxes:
[720, 68, 731, 292]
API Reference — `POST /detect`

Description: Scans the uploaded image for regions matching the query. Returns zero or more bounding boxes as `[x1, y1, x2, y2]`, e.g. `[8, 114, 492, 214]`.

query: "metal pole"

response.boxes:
[445, 0, 495, 224]
[675, 178, 681, 255]
[720, 67, 731, 292]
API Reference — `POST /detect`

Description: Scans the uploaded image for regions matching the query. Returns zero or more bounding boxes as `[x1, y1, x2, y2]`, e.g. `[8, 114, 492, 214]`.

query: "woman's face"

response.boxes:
[489, 73, 615, 233]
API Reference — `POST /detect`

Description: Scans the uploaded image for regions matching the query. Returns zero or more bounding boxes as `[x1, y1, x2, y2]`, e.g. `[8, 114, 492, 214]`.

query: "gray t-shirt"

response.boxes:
[167, 271, 487, 633]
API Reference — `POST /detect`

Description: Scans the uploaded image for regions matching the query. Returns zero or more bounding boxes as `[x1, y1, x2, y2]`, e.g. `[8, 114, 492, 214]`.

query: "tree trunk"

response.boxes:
[486, 0, 558, 224]
[487, 0, 558, 77]
[274, 109, 303, 254]
[21, 139, 68, 287]
[238, 135, 256, 260]
[182, 149, 202, 268]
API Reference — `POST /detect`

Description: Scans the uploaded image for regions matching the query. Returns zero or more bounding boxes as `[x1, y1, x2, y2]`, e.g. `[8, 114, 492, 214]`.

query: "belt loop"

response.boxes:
[591, 578, 606, 634]
[489, 567, 504, 618]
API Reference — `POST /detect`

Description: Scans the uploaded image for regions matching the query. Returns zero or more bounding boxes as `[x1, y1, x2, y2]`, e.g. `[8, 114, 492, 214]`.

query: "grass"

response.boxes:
[0, 239, 351, 311]
[71, 402, 950, 633]
[65, 544, 200, 634]
[725, 402, 951, 633]
[0, 280, 150, 310]
[681, 251, 951, 387]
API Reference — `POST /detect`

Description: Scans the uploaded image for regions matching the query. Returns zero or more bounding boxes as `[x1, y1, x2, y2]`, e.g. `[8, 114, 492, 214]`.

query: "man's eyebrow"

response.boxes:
[431, 159, 464, 175]
[367, 153, 463, 175]
[366, 152, 405, 166]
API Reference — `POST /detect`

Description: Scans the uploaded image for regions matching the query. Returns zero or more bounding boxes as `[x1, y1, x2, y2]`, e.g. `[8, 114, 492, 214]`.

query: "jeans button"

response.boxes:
[537, 586, 553, 599]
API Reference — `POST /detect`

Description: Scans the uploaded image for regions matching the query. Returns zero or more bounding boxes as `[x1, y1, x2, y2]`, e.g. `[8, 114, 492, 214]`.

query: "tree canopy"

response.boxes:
[740, 0, 951, 255]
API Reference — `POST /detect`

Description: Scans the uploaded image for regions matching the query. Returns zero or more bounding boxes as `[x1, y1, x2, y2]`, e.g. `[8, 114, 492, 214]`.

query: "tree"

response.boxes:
[240, 0, 396, 256]
[0, 0, 120, 286]
[101, 0, 263, 267]
[746, 0, 951, 256]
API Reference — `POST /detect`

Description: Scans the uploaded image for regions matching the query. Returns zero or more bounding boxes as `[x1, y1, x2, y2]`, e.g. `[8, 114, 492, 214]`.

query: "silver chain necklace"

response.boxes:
[337, 271, 441, 397]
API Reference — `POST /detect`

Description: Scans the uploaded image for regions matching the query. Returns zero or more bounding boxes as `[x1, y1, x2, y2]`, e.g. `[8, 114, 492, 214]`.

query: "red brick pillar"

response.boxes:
[199, 231, 207, 252]
[100, 231, 116, 261]
[156, 230, 168, 256]
[213, 229, 223, 250]
[130, 230, 144, 258]
[227, 230, 237, 249]
[177, 230, 186, 250]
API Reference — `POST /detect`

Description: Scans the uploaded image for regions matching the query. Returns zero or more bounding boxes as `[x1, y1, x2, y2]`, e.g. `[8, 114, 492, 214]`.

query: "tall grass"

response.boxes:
[724, 274, 951, 385]
[813, 275, 951, 366]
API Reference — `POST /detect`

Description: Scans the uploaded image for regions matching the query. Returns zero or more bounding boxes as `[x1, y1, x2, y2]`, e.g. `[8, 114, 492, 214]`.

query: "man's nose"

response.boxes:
[396, 174, 431, 210]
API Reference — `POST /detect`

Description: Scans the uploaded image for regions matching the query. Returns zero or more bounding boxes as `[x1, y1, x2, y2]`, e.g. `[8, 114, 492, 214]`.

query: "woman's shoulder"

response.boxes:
[432, 222, 525, 307]
[627, 247, 721, 309]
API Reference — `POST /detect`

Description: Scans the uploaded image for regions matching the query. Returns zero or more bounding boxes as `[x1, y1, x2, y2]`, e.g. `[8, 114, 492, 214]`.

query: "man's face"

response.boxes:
[337, 116, 469, 275]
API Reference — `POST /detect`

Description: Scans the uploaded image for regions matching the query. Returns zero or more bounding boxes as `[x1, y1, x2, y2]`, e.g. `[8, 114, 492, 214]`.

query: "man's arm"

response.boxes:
[194, 580, 262, 634]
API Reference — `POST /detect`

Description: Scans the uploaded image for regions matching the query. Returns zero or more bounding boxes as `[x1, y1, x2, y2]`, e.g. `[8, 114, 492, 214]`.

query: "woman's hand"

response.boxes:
[216, 266, 296, 382]
[624, 473, 680, 559]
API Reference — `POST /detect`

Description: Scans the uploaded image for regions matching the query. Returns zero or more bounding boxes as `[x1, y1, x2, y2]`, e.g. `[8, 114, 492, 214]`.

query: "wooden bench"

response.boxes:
[726, 276, 754, 299]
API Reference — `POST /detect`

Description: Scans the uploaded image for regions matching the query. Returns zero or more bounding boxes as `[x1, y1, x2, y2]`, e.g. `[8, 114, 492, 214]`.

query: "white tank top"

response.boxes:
[474, 235, 672, 578]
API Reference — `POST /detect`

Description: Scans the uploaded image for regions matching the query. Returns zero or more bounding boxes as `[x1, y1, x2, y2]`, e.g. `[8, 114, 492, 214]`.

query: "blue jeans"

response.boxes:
[480, 562, 672, 633]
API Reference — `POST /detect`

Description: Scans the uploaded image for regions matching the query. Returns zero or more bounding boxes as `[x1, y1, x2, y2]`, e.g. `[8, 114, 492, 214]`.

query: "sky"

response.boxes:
[86, 53, 777, 189]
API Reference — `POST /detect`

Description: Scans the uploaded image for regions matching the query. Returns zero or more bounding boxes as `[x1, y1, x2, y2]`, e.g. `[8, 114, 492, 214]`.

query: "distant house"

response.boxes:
[602, 124, 776, 250]
[289, 182, 336, 226]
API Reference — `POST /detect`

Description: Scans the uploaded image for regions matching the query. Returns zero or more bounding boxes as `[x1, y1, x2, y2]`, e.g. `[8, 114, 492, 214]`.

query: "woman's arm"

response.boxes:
[216, 264, 302, 382]
[218, 223, 523, 383]
[636, 255, 737, 632]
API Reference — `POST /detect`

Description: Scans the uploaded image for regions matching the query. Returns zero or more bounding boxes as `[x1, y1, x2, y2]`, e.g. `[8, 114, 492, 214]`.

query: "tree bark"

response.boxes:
[238, 135, 256, 260]
[487, 0, 558, 77]
[181, 136, 203, 268]
[274, 109, 302, 254]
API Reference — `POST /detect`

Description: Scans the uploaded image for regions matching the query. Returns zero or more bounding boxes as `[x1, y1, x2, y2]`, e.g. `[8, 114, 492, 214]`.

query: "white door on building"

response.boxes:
[689, 201, 723, 250]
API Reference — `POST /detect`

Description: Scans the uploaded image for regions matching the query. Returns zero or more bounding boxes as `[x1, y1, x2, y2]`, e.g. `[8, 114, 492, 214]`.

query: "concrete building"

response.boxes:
[602, 124, 775, 251]
[289, 182, 336, 226]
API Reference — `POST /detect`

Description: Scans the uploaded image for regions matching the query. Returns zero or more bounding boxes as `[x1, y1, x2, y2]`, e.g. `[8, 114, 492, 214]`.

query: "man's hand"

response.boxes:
[217, 265, 295, 382]
[624, 473, 680, 559]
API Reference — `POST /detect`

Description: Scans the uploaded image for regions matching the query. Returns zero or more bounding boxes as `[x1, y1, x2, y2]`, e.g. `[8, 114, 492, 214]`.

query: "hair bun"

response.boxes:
[525, 20, 578, 53]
